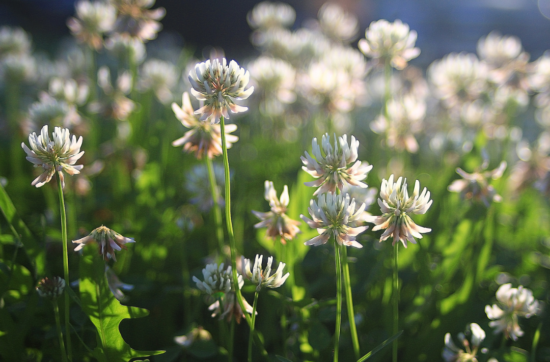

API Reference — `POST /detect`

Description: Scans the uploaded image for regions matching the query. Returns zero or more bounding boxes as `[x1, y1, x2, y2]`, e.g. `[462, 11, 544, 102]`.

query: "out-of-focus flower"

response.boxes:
[105, 265, 133, 301]
[247, 1, 295, 30]
[21, 125, 84, 188]
[252, 181, 301, 244]
[485, 283, 540, 341]
[341, 184, 377, 222]
[478, 32, 528, 70]
[249, 56, 296, 108]
[67, 1, 116, 50]
[185, 163, 225, 212]
[72, 226, 135, 261]
[105, 34, 146, 65]
[89, 66, 135, 120]
[359, 19, 420, 70]
[443, 323, 486, 362]
[509, 136, 550, 194]
[301, 192, 367, 248]
[301, 134, 372, 196]
[193, 263, 242, 295]
[208, 292, 253, 324]
[174, 327, 212, 348]
[317, 3, 359, 43]
[529, 51, 550, 108]
[36, 277, 65, 300]
[49, 78, 89, 106]
[111, 0, 165, 42]
[448, 160, 506, 207]
[0, 26, 31, 58]
[241, 254, 289, 291]
[139, 59, 177, 104]
[370, 175, 432, 248]
[0, 53, 36, 83]
[27, 95, 81, 133]
[188, 58, 254, 123]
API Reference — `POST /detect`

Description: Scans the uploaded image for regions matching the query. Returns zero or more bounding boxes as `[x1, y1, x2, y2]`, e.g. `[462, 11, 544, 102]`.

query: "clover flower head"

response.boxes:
[36, 277, 65, 300]
[172, 92, 238, 159]
[0, 53, 36, 82]
[247, 1, 296, 30]
[72, 225, 135, 261]
[248, 56, 296, 105]
[185, 163, 226, 212]
[529, 51, 550, 108]
[208, 292, 253, 324]
[174, 327, 212, 348]
[89, 66, 135, 120]
[105, 34, 146, 64]
[111, 0, 165, 42]
[358, 19, 420, 70]
[241, 254, 289, 291]
[341, 184, 377, 223]
[317, 3, 359, 43]
[252, 181, 301, 244]
[301, 133, 372, 196]
[67, 1, 116, 50]
[193, 263, 243, 295]
[485, 283, 540, 341]
[21, 125, 84, 189]
[28, 96, 78, 131]
[0, 26, 31, 58]
[477, 32, 527, 70]
[301, 192, 368, 248]
[370, 175, 432, 248]
[49, 78, 89, 106]
[443, 323, 486, 362]
[188, 58, 254, 123]
[448, 160, 506, 207]
[105, 265, 133, 301]
[139, 59, 177, 104]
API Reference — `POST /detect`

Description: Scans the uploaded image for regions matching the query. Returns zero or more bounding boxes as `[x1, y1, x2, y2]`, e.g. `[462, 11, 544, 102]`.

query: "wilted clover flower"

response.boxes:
[174, 327, 212, 348]
[247, 1, 296, 30]
[252, 181, 301, 244]
[89, 66, 135, 120]
[443, 323, 486, 362]
[185, 163, 226, 212]
[188, 58, 254, 123]
[72, 226, 135, 261]
[317, 3, 359, 43]
[370, 175, 432, 248]
[21, 125, 84, 188]
[139, 59, 177, 104]
[301, 192, 368, 248]
[0, 26, 31, 58]
[172, 92, 238, 159]
[359, 19, 420, 70]
[111, 0, 165, 42]
[208, 292, 253, 324]
[36, 277, 65, 300]
[485, 283, 540, 341]
[67, 1, 116, 50]
[448, 160, 506, 207]
[301, 134, 372, 196]
[106, 265, 133, 301]
[193, 263, 243, 295]
[241, 255, 289, 291]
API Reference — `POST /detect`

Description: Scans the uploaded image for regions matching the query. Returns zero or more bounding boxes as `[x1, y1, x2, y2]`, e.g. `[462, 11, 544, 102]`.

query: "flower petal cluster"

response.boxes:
[317, 3, 359, 43]
[0, 26, 31, 58]
[370, 175, 432, 248]
[448, 161, 506, 207]
[174, 327, 212, 348]
[21, 125, 84, 189]
[0, 53, 36, 83]
[443, 323, 486, 362]
[241, 254, 289, 291]
[139, 59, 177, 104]
[111, 0, 165, 42]
[247, 1, 296, 30]
[89, 66, 135, 120]
[67, 1, 116, 50]
[248, 56, 296, 112]
[301, 192, 368, 248]
[208, 292, 253, 324]
[36, 276, 65, 300]
[358, 19, 420, 70]
[72, 225, 135, 261]
[188, 58, 254, 123]
[172, 92, 238, 159]
[252, 181, 301, 244]
[485, 283, 540, 341]
[105, 34, 146, 65]
[193, 263, 243, 295]
[301, 134, 372, 196]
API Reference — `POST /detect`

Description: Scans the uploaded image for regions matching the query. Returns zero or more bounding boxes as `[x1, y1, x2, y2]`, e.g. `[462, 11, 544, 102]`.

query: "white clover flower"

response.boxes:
[172, 92, 238, 159]
[358, 19, 420, 70]
[301, 192, 368, 248]
[248, 56, 296, 105]
[485, 283, 540, 341]
[49, 78, 89, 106]
[301, 134, 372, 196]
[341, 184, 377, 223]
[477, 32, 527, 70]
[111, 0, 165, 42]
[185, 163, 226, 212]
[0, 53, 36, 83]
[193, 263, 243, 295]
[241, 255, 289, 291]
[0, 26, 31, 58]
[443, 323, 486, 362]
[72, 225, 135, 261]
[174, 327, 212, 348]
[529, 51, 550, 108]
[105, 34, 146, 65]
[321, 46, 369, 80]
[208, 292, 253, 324]
[36, 277, 66, 300]
[21, 125, 84, 189]
[188, 58, 254, 123]
[67, 1, 116, 50]
[252, 181, 301, 244]
[247, 1, 296, 30]
[89, 66, 135, 120]
[317, 3, 359, 43]
[139, 59, 177, 104]
[370, 175, 432, 248]
[28, 96, 78, 131]
[448, 160, 506, 207]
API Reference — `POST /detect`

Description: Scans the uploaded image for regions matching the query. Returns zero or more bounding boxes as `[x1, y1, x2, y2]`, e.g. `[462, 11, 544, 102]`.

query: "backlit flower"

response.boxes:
[193, 263, 243, 295]
[105, 34, 146, 65]
[0, 26, 31, 58]
[248, 56, 296, 108]
[0, 53, 36, 83]
[370, 175, 432, 248]
[21, 125, 84, 188]
[443, 323, 486, 362]
[208, 292, 253, 324]
[72, 225, 135, 261]
[301, 133, 372, 196]
[301, 192, 368, 248]
[241, 254, 289, 291]
[247, 1, 296, 30]
[111, 0, 165, 42]
[139, 59, 177, 104]
[529, 51, 550, 108]
[36, 277, 65, 300]
[67, 1, 116, 50]
[174, 327, 212, 348]
[188, 58, 254, 123]
[317, 3, 359, 43]
[448, 160, 506, 207]
[89, 66, 135, 120]
[105, 265, 133, 301]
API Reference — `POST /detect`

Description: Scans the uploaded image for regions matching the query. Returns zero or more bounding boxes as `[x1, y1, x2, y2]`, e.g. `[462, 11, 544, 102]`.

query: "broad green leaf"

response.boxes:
[79, 244, 164, 361]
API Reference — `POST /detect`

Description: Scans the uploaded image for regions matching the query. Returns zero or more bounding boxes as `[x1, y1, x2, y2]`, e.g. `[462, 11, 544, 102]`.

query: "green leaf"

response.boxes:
[79, 244, 164, 361]
[357, 331, 403, 362]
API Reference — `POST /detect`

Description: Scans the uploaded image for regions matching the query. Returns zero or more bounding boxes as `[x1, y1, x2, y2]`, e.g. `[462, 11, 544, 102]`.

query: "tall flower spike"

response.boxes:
[443, 323, 486, 362]
[241, 255, 289, 291]
[448, 160, 506, 207]
[21, 125, 84, 189]
[188, 58, 254, 123]
[193, 263, 243, 295]
[301, 192, 368, 248]
[172, 92, 238, 159]
[72, 225, 135, 261]
[370, 175, 432, 248]
[301, 134, 372, 196]
[252, 181, 301, 244]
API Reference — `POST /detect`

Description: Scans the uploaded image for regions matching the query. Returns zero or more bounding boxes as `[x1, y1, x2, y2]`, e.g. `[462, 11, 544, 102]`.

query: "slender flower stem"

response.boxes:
[248, 291, 259, 362]
[392, 243, 399, 362]
[341, 246, 360, 360]
[384, 59, 391, 120]
[53, 300, 68, 362]
[181, 234, 190, 327]
[228, 317, 235, 362]
[334, 242, 342, 362]
[205, 156, 226, 259]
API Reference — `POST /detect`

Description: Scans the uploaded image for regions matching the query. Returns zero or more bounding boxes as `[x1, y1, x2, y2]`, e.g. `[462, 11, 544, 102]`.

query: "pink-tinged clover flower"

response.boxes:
[72, 226, 135, 261]
[448, 160, 506, 207]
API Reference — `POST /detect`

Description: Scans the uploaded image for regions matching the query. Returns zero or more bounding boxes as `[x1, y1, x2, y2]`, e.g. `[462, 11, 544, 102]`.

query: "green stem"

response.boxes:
[334, 242, 342, 362]
[392, 243, 399, 362]
[53, 300, 68, 362]
[341, 246, 360, 360]
[248, 291, 259, 362]
[7, 80, 22, 178]
[205, 156, 225, 259]
[181, 234, 190, 327]
[530, 322, 541, 362]
[228, 317, 235, 362]
[56, 174, 72, 361]
[383, 60, 391, 120]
